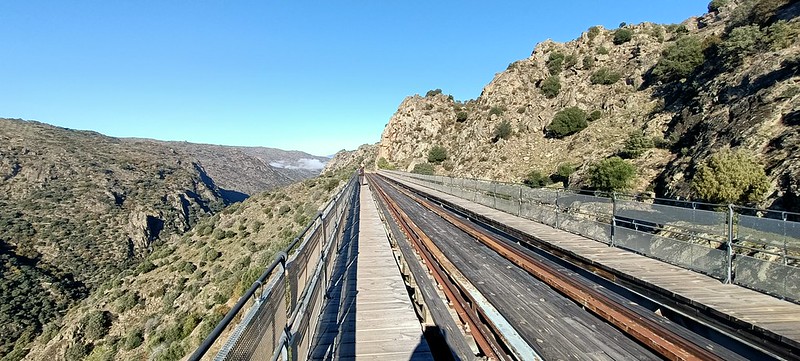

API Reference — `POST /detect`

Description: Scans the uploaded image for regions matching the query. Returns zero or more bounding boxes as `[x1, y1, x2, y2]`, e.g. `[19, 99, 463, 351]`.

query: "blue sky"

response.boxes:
[0, 1, 707, 156]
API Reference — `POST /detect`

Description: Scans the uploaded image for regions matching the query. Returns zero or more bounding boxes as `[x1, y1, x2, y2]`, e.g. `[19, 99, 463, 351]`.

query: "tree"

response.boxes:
[651, 36, 705, 81]
[691, 150, 769, 204]
[540, 75, 561, 98]
[493, 120, 513, 141]
[551, 163, 576, 184]
[427, 146, 447, 164]
[412, 163, 435, 175]
[546, 107, 588, 138]
[589, 157, 636, 192]
[613, 28, 633, 45]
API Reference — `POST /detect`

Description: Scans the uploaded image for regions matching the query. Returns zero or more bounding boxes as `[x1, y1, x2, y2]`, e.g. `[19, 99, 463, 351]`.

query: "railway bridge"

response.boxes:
[191, 171, 800, 360]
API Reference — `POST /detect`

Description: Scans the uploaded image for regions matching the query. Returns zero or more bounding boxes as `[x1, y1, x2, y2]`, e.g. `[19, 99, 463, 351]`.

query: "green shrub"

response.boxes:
[691, 150, 769, 204]
[488, 106, 506, 117]
[116, 292, 140, 313]
[613, 28, 633, 45]
[587, 26, 601, 41]
[82, 310, 111, 340]
[620, 133, 655, 158]
[493, 120, 513, 141]
[597, 46, 609, 55]
[427, 146, 447, 163]
[523, 170, 551, 187]
[425, 89, 442, 97]
[412, 163, 435, 175]
[203, 249, 221, 261]
[65, 342, 90, 361]
[708, 0, 728, 12]
[540, 75, 561, 98]
[590, 68, 622, 85]
[136, 260, 157, 274]
[582, 55, 595, 69]
[552, 163, 576, 184]
[455, 111, 468, 122]
[720, 25, 762, 67]
[547, 107, 588, 138]
[588, 157, 636, 192]
[546, 52, 565, 75]
[564, 54, 578, 69]
[588, 110, 603, 121]
[377, 157, 395, 170]
[123, 329, 144, 350]
[651, 36, 705, 81]
[766, 20, 798, 50]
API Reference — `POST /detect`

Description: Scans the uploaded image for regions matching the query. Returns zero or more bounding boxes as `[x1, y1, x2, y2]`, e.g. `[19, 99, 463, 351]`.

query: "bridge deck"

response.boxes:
[311, 179, 432, 360]
[389, 174, 800, 352]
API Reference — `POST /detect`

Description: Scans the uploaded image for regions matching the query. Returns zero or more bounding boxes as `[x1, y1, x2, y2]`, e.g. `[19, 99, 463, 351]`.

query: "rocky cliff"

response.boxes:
[378, 0, 799, 210]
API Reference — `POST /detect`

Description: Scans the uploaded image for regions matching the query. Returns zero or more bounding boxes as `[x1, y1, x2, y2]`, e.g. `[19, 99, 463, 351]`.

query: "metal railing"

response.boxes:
[190, 172, 360, 361]
[382, 170, 800, 304]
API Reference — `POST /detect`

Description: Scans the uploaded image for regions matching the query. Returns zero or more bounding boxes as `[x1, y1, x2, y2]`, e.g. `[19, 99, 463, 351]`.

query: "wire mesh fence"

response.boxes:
[383, 170, 800, 303]
[190, 173, 360, 361]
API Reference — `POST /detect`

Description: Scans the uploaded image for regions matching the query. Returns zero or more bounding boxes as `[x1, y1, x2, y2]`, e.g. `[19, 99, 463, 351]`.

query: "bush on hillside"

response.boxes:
[546, 52, 565, 75]
[540, 75, 561, 98]
[523, 170, 551, 187]
[427, 146, 447, 163]
[651, 36, 706, 81]
[719, 25, 762, 67]
[551, 163, 576, 184]
[708, 0, 728, 12]
[613, 28, 633, 45]
[587, 26, 601, 42]
[412, 163, 435, 175]
[590, 68, 622, 85]
[377, 157, 395, 170]
[492, 120, 513, 141]
[425, 89, 442, 97]
[620, 133, 655, 158]
[456, 111, 468, 122]
[588, 110, 603, 121]
[691, 150, 769, 204]
[489, 106, 506, 117]
[546, 107, 588, 138]
[588, 157, 636, 192]
[82, 310, 111, 340]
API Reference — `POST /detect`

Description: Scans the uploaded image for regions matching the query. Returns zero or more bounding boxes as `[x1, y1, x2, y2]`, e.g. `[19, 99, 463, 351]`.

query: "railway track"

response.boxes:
[368, 173, 768, 361]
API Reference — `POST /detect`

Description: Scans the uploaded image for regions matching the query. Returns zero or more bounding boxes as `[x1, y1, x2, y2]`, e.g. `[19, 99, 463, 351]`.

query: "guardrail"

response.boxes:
[190, 172, 360, 361]
[382, 170, 800, 303]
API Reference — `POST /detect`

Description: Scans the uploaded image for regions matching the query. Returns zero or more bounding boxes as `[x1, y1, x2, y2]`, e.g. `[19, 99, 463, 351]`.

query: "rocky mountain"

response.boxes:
[20, 158, 355, 361]
[322, 144, 379, 175]
[156, 141, 329, 200]
[0, 118, 328, 359]
[377, 0, 799, 211]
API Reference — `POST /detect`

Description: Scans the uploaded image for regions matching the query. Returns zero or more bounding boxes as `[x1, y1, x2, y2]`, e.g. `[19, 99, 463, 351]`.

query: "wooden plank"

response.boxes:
[392, 175, 800, 349]
[311, 183, 432, 360]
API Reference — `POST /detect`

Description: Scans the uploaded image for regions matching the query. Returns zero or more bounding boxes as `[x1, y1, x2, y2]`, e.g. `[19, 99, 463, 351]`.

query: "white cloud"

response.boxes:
[269, 158, 327, 170]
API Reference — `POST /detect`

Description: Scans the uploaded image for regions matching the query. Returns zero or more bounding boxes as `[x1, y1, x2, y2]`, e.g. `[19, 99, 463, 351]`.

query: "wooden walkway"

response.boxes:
[311, 180, 432, 360]
[389, 174, 800, 352]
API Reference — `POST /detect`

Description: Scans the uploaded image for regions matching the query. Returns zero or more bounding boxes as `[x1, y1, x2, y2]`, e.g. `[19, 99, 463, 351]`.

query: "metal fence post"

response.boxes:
[518, 186, 522, 217]
[782, 212, 788, 266]
[611, 192, 617, 247]
[555, 190, 561, 229]
[726, 204, 734, 284]
[493, 182, 497, 209]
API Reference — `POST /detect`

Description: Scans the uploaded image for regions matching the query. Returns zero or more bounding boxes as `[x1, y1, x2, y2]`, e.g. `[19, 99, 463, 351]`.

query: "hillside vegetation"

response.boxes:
[378, 0, 800, 211]
[0, 118, 328, 359]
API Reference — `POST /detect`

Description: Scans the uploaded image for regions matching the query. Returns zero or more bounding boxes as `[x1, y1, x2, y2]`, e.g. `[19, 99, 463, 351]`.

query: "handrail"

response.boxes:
[189, 172, 359, 360]
[189, 252, 288, 361]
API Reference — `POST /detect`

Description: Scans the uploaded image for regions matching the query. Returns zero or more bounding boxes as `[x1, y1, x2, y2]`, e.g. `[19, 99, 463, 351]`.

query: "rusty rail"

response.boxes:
[378, 173, 725, 361]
